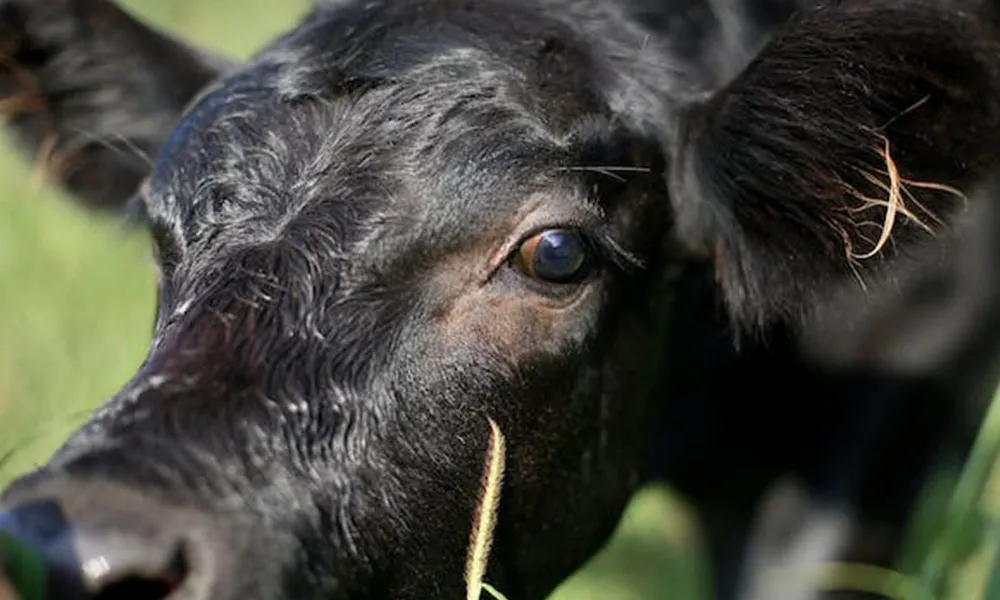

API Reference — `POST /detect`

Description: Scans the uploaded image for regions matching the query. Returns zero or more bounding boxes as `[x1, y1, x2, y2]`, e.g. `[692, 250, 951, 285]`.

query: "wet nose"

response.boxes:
[0, 484, 203, 600]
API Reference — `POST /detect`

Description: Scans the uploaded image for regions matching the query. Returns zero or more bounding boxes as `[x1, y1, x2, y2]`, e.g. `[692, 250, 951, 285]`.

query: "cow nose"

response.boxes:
[0, 496, 195, 600]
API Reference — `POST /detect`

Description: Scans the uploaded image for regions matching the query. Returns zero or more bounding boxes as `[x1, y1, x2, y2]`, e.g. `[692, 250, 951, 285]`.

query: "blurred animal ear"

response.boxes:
[0, 0, 233, 211]
[667, 0, 1000, 331]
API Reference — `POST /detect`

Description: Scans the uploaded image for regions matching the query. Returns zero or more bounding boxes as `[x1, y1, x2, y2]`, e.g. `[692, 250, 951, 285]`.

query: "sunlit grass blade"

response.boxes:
[918, 386, 1000, 600]
[482, 582, 511, 600]
[986, 539, 1000, 600]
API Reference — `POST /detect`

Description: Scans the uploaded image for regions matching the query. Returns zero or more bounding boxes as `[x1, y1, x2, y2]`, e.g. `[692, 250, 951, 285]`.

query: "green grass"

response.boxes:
[1, 2, 1000, 599]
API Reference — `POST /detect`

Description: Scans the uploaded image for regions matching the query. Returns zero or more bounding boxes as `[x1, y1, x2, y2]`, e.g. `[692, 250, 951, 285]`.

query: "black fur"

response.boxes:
[0, 1, 999, 599]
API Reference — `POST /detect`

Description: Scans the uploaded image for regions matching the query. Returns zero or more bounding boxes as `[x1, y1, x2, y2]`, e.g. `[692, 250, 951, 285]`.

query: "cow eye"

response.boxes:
[511, 228, 592, 283]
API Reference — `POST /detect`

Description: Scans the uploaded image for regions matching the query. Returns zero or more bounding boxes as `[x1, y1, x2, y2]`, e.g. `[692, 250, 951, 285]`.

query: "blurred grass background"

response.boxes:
[0, 2, 999, 599]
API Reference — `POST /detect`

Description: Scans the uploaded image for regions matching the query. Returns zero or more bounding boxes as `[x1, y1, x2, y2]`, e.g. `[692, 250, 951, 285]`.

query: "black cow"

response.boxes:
[1, 1, 999, 599]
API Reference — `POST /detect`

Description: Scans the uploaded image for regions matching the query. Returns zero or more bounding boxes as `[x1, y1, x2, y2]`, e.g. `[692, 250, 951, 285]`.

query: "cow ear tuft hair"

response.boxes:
[667, 0, 1000, 332]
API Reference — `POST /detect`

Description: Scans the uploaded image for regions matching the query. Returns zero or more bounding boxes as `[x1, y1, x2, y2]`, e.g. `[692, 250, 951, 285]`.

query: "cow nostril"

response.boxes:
[93, 578, 176, 600]
[90, 541, 190, 600]
[0, 497, 202, 600]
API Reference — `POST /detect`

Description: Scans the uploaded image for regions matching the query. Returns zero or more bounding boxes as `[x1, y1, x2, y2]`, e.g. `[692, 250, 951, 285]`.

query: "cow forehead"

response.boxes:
[141, 55, 621, 275]
[150, 96, 561, 251]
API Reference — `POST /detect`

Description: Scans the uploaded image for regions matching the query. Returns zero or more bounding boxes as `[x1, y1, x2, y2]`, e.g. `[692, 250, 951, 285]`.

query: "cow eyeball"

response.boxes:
[510, 228, 592, 284]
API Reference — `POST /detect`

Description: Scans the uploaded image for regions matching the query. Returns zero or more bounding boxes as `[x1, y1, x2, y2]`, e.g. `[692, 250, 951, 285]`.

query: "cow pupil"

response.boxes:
[533, 230, 588, 282]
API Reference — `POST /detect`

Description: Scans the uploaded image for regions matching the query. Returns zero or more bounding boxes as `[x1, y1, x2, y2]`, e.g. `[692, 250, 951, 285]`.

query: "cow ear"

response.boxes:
[667, 0, 1000, 331]
[0, 0, 233, 212]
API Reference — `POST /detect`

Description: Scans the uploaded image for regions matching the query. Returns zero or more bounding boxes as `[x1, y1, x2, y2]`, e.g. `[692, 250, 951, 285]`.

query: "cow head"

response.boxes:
[0, 1, 998, 599]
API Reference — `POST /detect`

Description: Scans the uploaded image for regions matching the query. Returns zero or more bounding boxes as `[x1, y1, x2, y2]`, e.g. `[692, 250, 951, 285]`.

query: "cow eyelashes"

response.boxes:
[508, 228, 594, 285]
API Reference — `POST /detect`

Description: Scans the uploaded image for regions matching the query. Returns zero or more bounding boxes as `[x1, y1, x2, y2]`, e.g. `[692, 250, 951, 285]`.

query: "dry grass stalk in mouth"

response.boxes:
[465, 418, 507, 600]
